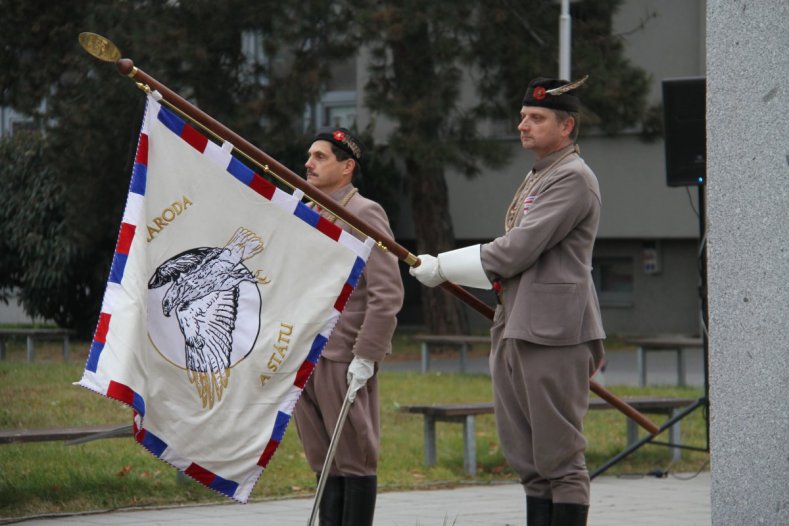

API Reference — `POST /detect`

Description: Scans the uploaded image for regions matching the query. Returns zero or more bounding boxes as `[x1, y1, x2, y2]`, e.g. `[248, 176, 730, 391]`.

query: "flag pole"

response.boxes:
[79, 34, 658, 435]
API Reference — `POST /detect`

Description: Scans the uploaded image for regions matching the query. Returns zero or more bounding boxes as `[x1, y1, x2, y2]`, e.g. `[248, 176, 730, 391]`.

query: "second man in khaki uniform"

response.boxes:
[294, 127, 404, 526]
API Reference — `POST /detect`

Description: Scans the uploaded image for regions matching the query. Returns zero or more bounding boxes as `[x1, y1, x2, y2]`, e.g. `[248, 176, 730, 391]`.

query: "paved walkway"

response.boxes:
[16, 472, 710, 525]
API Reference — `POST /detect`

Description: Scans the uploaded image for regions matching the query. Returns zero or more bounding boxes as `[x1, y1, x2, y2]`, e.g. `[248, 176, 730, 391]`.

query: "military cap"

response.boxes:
[313, 127, 364, 162]
[522, 75, 588, 112]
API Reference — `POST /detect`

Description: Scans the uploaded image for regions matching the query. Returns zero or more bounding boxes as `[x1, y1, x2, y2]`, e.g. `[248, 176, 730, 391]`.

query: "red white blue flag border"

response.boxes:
[78, 92, 372, 502]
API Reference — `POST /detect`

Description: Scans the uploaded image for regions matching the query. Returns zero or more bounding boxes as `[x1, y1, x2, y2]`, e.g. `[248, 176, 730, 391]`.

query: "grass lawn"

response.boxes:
[0, 339, 709, 520]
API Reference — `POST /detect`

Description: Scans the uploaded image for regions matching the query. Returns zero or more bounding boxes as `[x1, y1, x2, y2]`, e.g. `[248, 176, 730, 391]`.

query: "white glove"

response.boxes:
[346, 356, 375, 403]
[409, 247, 491, 290]
[408, 254, 446, 287]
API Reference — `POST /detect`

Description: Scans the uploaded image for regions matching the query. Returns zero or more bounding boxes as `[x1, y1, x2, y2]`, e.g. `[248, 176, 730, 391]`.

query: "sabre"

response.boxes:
[307, 384, 355, 526]
[78, 32, 659, 436]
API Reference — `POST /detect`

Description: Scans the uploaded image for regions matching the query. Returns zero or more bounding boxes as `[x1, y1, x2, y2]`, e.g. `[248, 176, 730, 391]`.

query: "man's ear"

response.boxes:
[343, 159, 356, 177]
[562, 116, 576, 138]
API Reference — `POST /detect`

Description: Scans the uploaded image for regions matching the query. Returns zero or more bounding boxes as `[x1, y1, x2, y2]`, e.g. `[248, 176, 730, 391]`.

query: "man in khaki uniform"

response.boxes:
[410, 77, 604, 526]
[294, 127, 404, 526]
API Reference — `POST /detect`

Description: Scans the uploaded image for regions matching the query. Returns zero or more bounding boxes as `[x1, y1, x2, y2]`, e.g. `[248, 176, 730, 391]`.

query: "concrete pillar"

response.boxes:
[706, 2, 789, 524]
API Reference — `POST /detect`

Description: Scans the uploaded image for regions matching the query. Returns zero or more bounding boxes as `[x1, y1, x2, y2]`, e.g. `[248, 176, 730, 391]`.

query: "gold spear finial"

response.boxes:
[78, 32, 121, 62]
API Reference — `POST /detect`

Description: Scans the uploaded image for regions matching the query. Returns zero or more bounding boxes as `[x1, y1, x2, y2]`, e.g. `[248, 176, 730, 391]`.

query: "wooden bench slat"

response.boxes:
[411, 335, 491, 344]
[400, 397, 694, 416]
[0, 329, 75, 337]
[411, 334, 491, 374]
[589, 396, 694, 410]
[0, 424, 131, 444]
[0, 328, 76, 363]
[625, 336, 702, 387]
[401, 403, 495, 417]
[626, 336, 702, 347]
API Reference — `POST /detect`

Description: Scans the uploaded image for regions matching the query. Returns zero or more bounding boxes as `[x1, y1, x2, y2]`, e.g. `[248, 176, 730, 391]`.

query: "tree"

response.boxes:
[0, 0, 357, 336]
[347, 0, 650, 333]
[0, 132, 84, 328]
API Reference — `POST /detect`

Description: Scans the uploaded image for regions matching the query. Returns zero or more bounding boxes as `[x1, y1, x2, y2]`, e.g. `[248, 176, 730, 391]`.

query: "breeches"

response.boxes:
[294, 357, 380, 476]
[490, 324, 603, 504]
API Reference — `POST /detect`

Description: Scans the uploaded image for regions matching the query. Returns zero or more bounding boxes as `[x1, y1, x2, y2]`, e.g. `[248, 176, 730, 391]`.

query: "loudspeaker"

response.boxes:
[662, 77, 706, 186]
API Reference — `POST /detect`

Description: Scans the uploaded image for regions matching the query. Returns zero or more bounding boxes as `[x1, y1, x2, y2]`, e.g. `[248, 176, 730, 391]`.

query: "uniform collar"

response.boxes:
[533, 143, 577, 173]
[329, 182, 356, 202]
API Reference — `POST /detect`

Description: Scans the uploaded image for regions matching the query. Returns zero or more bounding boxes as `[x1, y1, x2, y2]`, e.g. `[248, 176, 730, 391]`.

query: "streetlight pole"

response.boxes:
[559, 0, 571, 80]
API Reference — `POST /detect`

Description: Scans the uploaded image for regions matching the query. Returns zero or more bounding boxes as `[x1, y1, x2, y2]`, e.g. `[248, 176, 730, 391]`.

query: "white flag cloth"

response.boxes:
[78, 94, 372, 502]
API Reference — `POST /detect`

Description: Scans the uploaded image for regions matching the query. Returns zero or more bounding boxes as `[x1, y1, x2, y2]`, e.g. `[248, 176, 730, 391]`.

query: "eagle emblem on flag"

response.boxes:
[148, 227, 270, 409]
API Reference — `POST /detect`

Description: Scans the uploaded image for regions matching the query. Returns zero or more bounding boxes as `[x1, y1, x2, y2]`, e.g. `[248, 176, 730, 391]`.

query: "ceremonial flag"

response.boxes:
[78, 93, 372, 502]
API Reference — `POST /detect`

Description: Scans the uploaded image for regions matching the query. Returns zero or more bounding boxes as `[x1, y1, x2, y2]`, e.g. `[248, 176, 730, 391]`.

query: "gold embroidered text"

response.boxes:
[266, 322, 294, 373]
[146, 195, 194, 242]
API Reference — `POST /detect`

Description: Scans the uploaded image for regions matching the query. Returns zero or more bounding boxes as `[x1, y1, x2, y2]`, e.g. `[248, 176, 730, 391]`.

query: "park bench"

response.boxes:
[0, 424, 132, 445]
[625, 335, 703, 387]
[411, 334, 491, 374]
[0, 424, 203, 484]
[0, 424, 198, 482]
[0, 328, 76, 363]
[400, 396, 694, 476]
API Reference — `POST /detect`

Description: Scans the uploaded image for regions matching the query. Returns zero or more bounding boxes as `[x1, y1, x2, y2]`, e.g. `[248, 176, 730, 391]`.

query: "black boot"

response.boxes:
[550, 502, 588, 526]
[526, 496, 553, 526]
[341, 475, 377, 526]
[318, 474, 345, 526]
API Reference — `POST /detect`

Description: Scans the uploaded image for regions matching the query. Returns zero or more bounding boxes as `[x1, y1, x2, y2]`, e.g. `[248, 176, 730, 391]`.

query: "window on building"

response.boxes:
[304, 90, 358, 131]
[11, 120, 36, 135]
[1, 107, 34, 137]
[325, 103, 357, 129]
[241, 30, 269, 86]
[592, 257, 634, 307]
[303, 57, 358, 132]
